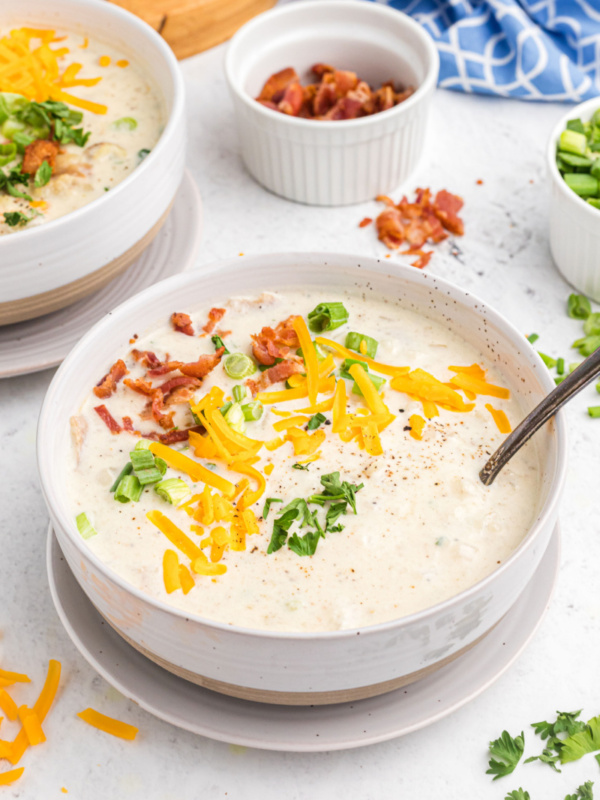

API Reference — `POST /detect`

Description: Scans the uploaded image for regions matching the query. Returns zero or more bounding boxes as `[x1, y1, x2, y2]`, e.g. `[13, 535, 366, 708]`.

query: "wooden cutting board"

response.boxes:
[107, 0, 277, 60]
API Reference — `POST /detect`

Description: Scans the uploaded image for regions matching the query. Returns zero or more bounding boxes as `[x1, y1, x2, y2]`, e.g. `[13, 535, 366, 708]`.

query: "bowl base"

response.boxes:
[0, 201, 173, 326]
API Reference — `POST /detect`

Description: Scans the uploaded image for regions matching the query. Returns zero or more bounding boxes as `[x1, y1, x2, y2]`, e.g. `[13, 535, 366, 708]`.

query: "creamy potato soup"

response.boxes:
[0, 27, 163, 234]
[67, 290, 540, 633]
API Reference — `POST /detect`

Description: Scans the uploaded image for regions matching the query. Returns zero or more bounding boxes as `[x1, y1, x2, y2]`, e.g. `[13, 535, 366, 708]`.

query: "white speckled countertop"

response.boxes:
[1, 41, 600, 800]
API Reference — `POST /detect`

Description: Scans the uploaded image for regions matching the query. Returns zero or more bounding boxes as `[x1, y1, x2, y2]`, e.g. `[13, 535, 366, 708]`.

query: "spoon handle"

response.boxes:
[480, 346, 600, 486]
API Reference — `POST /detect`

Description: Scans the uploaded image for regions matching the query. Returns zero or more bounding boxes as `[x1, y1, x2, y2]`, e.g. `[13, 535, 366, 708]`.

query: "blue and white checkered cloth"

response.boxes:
[374, 0, 600, 102]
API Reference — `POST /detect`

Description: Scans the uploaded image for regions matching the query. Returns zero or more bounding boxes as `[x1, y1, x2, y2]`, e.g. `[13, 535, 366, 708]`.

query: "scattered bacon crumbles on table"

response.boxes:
[255, 64, 414, 120]
[360, 188, 465, 269]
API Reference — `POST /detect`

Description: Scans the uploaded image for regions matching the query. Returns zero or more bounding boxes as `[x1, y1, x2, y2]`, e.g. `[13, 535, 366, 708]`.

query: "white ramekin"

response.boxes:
[225, 1, 439, 206]
[37, 253, 566, 705]
[548, 98, 600, 301]
[0, 0, 186, 325]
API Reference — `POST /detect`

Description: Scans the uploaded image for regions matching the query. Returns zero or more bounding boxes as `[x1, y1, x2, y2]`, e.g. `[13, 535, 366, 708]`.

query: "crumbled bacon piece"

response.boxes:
[21, 139, 59, 175]
[94, 405, 122, 434]
[370, 187, 464, 268]
[93, 359, 128, 399]
[202, 307, 226, 334]
[255, 64, 413, 120]
[251, 316, 300, 366]
[151, 390, 175, 430]
[178, 348, 225, 378]
[171, 312, 194, 336]
[124, 377, 155, 396]
[247, 359, 304, 396]
[158, 375, 202, 397]
[158, 425, 204, 444]
[122, 416, 135, 432]
[131, 349, 162, 369]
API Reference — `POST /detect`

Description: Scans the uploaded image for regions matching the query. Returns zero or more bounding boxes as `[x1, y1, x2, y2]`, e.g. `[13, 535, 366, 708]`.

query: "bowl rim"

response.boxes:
[547, 96, 600, 222]
[38, 252, 567, 642]
[224, 0, 439, 131]
[0, 0, 185, 245]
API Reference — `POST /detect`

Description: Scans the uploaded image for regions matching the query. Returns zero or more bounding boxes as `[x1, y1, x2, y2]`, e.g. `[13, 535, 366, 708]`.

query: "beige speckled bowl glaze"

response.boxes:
[0, 0, 186, 325]
[37, 254, 566, 705]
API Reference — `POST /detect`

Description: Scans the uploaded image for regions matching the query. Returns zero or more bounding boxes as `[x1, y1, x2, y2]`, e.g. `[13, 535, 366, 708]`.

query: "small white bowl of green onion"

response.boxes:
[548, 98, 600, 302]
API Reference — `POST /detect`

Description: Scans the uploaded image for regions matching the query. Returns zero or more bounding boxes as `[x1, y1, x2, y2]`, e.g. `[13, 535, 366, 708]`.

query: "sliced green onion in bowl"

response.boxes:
[307, 412, 326, 430]
[352, 374, 386, 396]
[241, 400, 263, 421]
[564, 173, 599, 197]
[114, 474, 143, 503]
[232, 384, 247, 403]
[134, 438, 153, 450]
[224, 402, 246, 433]
[0, 142, 17, 166]
[345, 332, 378, 358]
[559, 129, 587, 156]
[109, 462, 133, 492]
[130, 448, 155, 471]
[296, 342, 327, 362]
[155, 478, 191, 505]
[76, 512, 98, 540]
[113, 116, 137, 130]
[223, 353, 257, 379]
[339, 357, 369, 379]
[307, 302, 349, 332]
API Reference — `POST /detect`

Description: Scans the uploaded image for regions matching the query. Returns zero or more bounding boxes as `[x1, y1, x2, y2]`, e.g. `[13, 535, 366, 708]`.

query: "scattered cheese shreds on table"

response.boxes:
[77, 708, 138, 741]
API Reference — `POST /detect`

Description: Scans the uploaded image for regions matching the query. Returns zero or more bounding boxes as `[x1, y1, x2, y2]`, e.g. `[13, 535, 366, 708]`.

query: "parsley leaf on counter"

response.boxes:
[526, 710, 587, 772]
[505, 790, 530, 800]
[561, 716, 600, 764]
[565, 780, 594, 800]
[487, 730, 525, 780]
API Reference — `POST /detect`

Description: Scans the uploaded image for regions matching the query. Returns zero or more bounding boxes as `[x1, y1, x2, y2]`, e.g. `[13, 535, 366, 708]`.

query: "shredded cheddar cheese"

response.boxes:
[162, 549, 181, 593]
[409, 414, 426, 440]
[77, 708, 138, 740]
[485, 403, 512, 433]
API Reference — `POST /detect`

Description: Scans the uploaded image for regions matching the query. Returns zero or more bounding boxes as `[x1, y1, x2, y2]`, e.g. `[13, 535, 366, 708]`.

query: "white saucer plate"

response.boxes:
[0, 170, 202, 379]
[47, 525, 560, 752]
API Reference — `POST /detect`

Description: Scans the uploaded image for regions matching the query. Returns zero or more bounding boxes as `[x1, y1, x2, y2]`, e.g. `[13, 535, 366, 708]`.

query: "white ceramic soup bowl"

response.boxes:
[0, 0, 186, 326]
[37, 253, 566, 705]
[548, 97, 600, 302]
[225, 1, 439, 205]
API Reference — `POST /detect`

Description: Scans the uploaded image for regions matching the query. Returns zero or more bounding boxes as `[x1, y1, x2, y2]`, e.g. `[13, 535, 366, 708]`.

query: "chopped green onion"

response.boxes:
[220, 401, 232, 416]
[339, 357, 368, 379]
[224, 402, 245, 433]
[556, 357, 565, 375]
[568, 293, 591, 319]
[591, 161, 600, 180]
[583, 312, 600, 336]
[526, 333, 539, 344]
[114, 474, 143, 503]
[559, 152, 593, 168]
[559, 129, 587, 156]
[0, 142, 16, 166]
[76, 512, 98, 540]
[588, 406, 600, 418]
[34, 160, 52, 188]
[537, 352, 556, 368]
[569, 362, 582, 373]
[138, 148, 151, 160]
[154, 478, 191, 505]
[3, 211, 34, 227]
[296, 342, 327, 362]
[11, 130, 35, 154]
[307, 413, 326, 430]
[232, 384, 246, 403]
[307, 302, 349, 332]
[555, 376, 566, 385]
[352, 374, 386, 396]
[110, 462, 133, 492]
[242, 400, 263, 421]
[130, 449, 155, 471]
[211, 334, 230, 354]
[345, 332, 378, 358]
[564, 173, 599, 197]
[587, 198, 600, 209]
[596, 381, 600, 394]
[134, 438, 153, 450]
[573, 335, 600, 356]
[223, 353, 257, 379]
[113, 116, 137, 130]
[292, 463, 310, 470]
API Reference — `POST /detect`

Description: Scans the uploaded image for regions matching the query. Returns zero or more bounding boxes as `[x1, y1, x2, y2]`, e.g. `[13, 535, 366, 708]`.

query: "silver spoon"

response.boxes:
[480, 345, 600, 486]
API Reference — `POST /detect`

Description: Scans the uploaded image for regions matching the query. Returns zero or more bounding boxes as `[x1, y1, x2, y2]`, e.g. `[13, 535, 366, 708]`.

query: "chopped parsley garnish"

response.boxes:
[262, 497, 282, 520]
[505, 790, 530, 800]
[34, 159, 52, 188]
[292, 463, 310, 470]
[560, 716, 600, 764]
[266, 472, 363, 557]
[3, 210, 35, 227]
[0, 167, 32, 201]
[307, 412, 326, 431]
[486, 730, 525, 780]
[20, 100, 90, 146]
[138, 148, 151, 160]
[565, 781, 594, 800]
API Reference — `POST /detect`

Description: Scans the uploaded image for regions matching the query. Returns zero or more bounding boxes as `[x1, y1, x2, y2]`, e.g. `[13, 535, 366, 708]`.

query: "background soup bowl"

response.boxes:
[0, 0, 185, 326]
[225, 0, 439, 206]
[37, 253, 566, 705]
